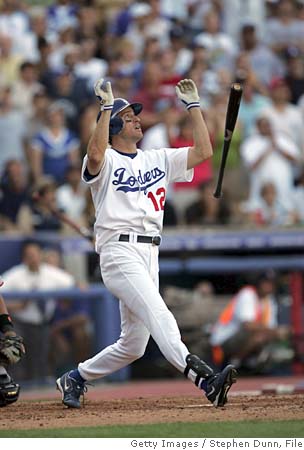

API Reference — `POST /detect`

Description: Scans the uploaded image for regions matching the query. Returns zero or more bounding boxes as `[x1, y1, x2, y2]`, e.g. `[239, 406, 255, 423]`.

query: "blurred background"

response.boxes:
[0, 0, 304, 387]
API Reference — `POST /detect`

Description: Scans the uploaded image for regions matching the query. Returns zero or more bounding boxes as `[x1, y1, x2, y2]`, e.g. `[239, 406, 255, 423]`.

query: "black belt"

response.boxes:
[119, 234, 161, 246]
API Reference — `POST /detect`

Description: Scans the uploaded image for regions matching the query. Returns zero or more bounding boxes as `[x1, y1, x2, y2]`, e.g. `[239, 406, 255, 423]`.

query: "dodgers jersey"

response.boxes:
[81, 146, 193, 251]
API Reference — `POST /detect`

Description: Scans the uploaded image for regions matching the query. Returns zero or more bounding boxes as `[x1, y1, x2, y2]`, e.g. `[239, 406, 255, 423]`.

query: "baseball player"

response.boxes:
[56, 78, 237, 408]
[0, 278, 25, 407]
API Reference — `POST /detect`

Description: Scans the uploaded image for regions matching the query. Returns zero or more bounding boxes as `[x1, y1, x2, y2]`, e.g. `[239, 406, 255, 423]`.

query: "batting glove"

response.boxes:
[176, 79, 200, 110]
[94, 78, 114, 111]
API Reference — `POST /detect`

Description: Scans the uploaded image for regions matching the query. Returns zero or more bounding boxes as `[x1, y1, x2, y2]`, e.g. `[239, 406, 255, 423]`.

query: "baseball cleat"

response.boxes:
[56, 371, 86, 409]
[205, 364, 237, 407]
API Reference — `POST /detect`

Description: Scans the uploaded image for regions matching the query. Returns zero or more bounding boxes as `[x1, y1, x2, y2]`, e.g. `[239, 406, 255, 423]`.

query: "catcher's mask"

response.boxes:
[96, 98, 143, 137]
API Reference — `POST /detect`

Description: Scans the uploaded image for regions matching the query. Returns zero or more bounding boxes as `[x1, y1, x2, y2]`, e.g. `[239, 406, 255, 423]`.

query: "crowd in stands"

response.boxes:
[0, 0, 303, 232]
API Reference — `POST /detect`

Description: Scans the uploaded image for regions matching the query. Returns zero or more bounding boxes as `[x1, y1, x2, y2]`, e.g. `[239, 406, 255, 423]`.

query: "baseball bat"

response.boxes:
[32, 192, 94, 243]
[213, 83, 243, 198]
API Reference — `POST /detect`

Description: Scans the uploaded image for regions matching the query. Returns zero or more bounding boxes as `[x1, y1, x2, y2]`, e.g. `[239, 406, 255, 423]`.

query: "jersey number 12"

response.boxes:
[147, 187, 166, 211]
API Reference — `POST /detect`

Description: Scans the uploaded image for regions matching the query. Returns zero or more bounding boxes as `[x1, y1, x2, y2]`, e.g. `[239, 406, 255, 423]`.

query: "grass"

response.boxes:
[0, 420, 303, 438]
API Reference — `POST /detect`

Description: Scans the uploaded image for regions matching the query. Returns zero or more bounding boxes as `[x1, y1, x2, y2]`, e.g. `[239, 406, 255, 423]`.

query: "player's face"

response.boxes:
[119, 108, 143, 141]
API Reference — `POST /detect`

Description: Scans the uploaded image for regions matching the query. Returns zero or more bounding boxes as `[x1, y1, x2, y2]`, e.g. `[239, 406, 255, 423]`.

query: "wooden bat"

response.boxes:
[32, 191, 94, 244]
[213, 83, 243, 198]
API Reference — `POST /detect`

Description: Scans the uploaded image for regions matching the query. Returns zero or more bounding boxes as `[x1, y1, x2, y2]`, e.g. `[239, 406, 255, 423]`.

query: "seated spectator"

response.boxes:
[2, 240, 75, 383]
[0, 34, 24, 86]
[10, 61, 44, 118]
[0, 85, 28, 175]
[285, 46, 304, 105]
[261, 77, 304, 152]
[48, 68, 93, 132]
[240, 115, 300, 206]
[210, 273, 292, 373]
[74, 38, 108, 88]
[245, 182, 298, 227]
[171, 114, 214, 219]
[56, 163, 88, 229]
[184, 180, 232, 226]
[28, 101, 80, 184]
[193, 8, 237, 71]
[18, 177, 63, 234]
[0, 159, 30, 232]
[43, 247, 92, 374]
[264, 0, 302, 58]
[239, 22, 285, 87]
[131, 61, 172, 130]
[238, 80, 271, 139]
[49, 297, 92, 376]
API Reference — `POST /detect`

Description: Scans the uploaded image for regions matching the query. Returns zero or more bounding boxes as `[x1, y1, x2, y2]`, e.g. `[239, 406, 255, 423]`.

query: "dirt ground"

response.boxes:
[1, 394, 304, 430]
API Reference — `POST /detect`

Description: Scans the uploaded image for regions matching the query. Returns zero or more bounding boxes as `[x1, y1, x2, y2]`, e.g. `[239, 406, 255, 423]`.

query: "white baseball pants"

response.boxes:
[78, 241, 194, 381]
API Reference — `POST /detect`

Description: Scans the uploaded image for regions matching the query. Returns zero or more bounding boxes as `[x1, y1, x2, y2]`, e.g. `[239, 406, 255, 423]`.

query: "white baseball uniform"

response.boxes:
[78, 145, 198, 382]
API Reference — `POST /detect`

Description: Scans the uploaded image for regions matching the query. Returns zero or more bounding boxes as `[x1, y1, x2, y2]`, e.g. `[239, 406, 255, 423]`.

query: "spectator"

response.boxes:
[245, 182, 298, 227]
[0, 160, 30, 233]
[125, 2, 153, 57]
[49, 296, 92, 377]
[193, 8, 237, 71]
[238, 80, 271, 139]
[210, 273, 292, 372]
[261, 77, 304, 152]
[168, 25, 193, 75]
[140, 98, 181, 152]
[233, 51, 268, 96]
[48, 69, 92, 132]
[264, 0, 302, 58]
[185, 180, 232, 226]
[285, 46, 304, 104]
[240, 115, 300, 206]
[171, 114, 214, 218]
[29, 101, 80, 184]
[0, 85, 28, 175]
[223, 0, 266, 42]
[2, 240, 75, 383]
[131, 61, 169, 130]
[0, 34, 24, 86]
[43, 247, 92, 375]
[24, 89, 50, 162]
[56, 163, 88, 227]
[74, 38, 108, 88]
[18, 177, 62, 234]
[46, 0, 78, 34]
[10, 61, 44, 118]
[239, 22, 285, 87]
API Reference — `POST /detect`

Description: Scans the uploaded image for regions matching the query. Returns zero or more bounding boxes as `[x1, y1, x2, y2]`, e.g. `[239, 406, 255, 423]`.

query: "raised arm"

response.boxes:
[175, 79, 213, 169]
[86, 78, 114, 176]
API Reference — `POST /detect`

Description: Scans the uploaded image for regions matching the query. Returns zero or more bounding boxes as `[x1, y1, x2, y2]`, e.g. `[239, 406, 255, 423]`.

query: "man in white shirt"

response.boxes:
[2, 240, 75, 383]
[241, 115, 300, 206]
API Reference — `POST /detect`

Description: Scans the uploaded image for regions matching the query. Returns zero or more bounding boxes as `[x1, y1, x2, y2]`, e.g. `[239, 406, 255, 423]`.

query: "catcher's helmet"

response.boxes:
[97, 98, 143, 137]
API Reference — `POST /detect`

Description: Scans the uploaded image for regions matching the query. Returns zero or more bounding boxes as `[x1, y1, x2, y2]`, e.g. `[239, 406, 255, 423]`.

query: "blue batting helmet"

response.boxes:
[96, 98, 143, 137]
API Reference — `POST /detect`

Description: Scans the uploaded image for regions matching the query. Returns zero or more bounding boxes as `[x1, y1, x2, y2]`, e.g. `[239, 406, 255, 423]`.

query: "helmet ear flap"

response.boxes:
[109, 116, 124, 136]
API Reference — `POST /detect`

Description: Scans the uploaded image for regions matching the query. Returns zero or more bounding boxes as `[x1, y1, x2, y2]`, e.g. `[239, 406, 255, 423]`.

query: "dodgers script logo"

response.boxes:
[112, 167, 165, 193]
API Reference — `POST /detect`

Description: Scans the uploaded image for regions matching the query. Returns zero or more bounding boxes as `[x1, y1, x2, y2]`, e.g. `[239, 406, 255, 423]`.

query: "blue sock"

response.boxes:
[69, 369, 86, 384]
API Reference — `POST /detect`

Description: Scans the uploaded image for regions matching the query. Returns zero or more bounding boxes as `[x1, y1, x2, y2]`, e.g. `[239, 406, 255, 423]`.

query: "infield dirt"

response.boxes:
[1, 394, 304, 430]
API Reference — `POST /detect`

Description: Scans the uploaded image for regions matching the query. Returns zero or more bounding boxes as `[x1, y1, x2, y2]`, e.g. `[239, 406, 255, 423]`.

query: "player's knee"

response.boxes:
[124, 342, 147, 360]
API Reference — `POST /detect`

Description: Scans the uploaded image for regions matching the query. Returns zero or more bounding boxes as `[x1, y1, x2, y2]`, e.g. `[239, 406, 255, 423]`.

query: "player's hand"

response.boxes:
[175, 79, 200, 110]
[94, 78, 114, 110]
